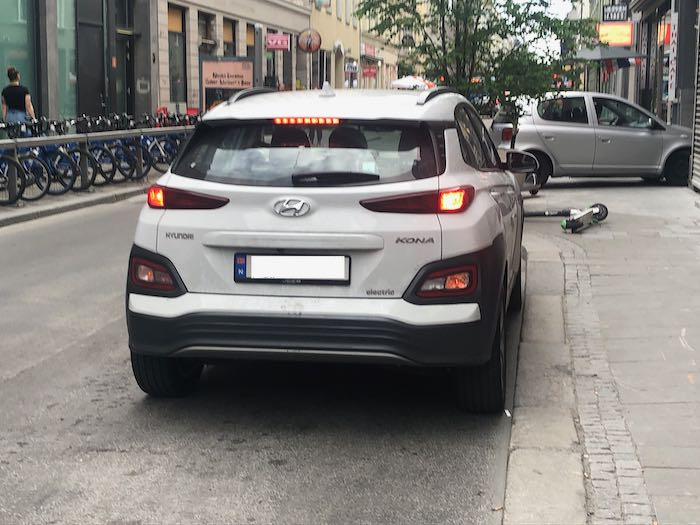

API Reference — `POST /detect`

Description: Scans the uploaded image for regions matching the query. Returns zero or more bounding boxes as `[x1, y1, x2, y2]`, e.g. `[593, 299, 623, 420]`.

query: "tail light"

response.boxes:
[501, 127, 513, 143]
[360, 186, 474, 214]
[129, 257, 178, 292]
[147, 185, 229, 209]
[416, 265, 478, 298]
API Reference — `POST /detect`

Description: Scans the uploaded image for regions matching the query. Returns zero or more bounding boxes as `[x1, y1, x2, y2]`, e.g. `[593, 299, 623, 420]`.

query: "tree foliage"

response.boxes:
[356, 0, 596, 109]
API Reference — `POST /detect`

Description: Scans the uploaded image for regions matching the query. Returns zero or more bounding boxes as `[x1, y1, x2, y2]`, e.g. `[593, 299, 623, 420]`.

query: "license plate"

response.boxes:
[234, 254, 350, 285]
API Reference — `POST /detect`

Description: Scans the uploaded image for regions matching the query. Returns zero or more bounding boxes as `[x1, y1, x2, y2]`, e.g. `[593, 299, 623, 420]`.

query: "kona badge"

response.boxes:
[395, 237, 435, 244]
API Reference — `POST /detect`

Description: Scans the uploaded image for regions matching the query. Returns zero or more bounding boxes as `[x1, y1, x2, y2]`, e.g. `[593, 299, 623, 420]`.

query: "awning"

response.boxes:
[574, 46, 644, 61]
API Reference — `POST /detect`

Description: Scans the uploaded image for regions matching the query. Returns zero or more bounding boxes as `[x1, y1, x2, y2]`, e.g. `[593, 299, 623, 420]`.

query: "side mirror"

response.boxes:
[505, 149, 538, 174]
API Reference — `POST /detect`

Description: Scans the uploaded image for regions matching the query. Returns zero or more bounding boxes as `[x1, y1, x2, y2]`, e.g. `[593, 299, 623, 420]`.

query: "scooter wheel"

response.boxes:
[592, 203, 608, 222]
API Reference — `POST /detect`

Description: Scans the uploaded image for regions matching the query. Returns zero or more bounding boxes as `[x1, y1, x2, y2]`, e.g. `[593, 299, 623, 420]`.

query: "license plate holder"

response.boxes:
[234, 254, 350, 285]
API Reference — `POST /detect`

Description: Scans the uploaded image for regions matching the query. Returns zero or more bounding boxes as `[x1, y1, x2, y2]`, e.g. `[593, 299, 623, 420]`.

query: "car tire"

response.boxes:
[663, 151, 690, 187]
[455, 291, 506, 414]
[530, 151, 552, 188]
[131, 352, 203, 397]
[508, 261, 522, 312]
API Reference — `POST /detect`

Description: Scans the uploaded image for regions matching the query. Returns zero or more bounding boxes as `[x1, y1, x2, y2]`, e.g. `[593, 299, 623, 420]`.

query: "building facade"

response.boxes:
[155, 0, 312, 112]
[360, 17, 399, 90]
[629, 0, 698, 127]
[0, 0, 156, 119]
[309, 0, 361, 89]
[691, 3, 700, 191]
[1, 0, 409, 119]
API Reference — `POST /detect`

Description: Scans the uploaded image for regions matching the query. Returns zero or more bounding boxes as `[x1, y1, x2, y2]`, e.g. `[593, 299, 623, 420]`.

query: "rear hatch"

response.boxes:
[155, 118, 443, 299]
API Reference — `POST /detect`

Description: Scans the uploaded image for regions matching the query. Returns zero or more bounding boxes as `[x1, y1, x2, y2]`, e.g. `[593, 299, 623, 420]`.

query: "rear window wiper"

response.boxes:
[291, 171, 380, 186]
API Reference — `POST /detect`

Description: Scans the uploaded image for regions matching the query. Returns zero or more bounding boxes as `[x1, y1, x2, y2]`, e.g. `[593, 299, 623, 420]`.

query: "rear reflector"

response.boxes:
[147, 185, 229, 209]
[361, 186, 474, 214]
[129, 256, 177, 292]
[274, 117, 341, 125]
[417, 265, 478, 298]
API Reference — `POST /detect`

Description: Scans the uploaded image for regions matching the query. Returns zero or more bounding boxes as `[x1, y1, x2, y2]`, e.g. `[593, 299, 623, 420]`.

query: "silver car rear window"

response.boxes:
[173, 120, 440, 187]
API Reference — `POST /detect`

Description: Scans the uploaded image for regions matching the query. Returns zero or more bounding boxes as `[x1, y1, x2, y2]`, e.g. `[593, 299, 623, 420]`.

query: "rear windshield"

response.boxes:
[172, 120, 440, 187]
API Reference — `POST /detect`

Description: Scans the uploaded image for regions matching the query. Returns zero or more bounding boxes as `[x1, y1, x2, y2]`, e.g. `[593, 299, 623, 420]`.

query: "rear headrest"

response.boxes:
[271, 127, 310, 148]
[328, 126, 367, 149]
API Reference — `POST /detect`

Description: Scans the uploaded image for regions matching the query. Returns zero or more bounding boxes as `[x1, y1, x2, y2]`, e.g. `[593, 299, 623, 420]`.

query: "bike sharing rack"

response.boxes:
[1, 125, 195, 204]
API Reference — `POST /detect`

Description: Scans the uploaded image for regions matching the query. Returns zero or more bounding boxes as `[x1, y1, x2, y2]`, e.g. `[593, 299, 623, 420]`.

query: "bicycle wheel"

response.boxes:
[89, 145, 117, 185]
[0, 155, 26, 205]
[67, 148, 100, 191]
[18, 152, 51, 201]
[127, 142, 153, 180]
[45, 149, 79, 195]
[109, 143, 136, 183]
[148, 138, 179, 174]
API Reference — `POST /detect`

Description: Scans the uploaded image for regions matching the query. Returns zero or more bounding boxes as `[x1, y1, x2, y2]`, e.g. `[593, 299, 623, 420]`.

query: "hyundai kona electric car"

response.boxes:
[126, 86, 531, 413]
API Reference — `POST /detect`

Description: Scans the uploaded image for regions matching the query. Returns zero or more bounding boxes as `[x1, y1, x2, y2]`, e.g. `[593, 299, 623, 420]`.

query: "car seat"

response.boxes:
[271, 127, 311, 148]
[398, 127, 436, 179]
[328, 126, 368, 149]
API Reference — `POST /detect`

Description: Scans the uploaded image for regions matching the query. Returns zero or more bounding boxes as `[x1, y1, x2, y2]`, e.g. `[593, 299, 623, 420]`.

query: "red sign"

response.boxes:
[266, 33, 290, 51]
[298, 28, 322, 53]
[362, 65, 377, 77]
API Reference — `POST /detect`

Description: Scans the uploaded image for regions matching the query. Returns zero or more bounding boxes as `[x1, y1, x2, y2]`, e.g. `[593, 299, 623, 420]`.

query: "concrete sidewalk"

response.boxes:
[507, 180, 700, 525]
[0, 177, 153, 228]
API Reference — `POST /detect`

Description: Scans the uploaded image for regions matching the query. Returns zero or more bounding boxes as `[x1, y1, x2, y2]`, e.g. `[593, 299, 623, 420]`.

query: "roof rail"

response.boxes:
[227, 87, 277, 105]
[416, 87, 459, 106]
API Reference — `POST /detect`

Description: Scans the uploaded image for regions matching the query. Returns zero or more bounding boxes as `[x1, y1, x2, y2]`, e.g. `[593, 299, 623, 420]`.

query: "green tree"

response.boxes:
[357, 0, 596, 112]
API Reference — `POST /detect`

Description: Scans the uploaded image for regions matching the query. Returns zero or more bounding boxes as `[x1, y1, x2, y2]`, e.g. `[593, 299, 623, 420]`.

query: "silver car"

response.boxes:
[493, 91, 692, 187]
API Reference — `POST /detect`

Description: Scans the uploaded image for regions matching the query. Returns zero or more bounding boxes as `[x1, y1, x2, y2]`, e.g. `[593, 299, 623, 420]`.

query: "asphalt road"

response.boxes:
[0, 197, 519, 524]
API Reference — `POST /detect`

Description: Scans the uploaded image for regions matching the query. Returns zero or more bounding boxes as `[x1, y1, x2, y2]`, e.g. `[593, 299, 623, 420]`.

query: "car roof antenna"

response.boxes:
[319, 81, 336, 98]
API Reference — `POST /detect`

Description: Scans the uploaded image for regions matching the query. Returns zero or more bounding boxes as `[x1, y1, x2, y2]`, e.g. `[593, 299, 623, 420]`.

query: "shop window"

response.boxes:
[115, 0, 133, 29]
[57, 0, 77, 118]
[0, 0, 37, 108]
[246, 24, 255, 59]
[223, 18, 237, 57]
[168, 4, 187, 103]
[198, 11, 215, 54]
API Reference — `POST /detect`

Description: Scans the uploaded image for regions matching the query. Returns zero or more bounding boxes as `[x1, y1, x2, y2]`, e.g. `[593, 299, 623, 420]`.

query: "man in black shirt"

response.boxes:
[2, 66, 36, 123]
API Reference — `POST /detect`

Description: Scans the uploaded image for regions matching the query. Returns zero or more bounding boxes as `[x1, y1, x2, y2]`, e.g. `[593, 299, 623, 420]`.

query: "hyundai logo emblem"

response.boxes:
[273, 198, 311, 217]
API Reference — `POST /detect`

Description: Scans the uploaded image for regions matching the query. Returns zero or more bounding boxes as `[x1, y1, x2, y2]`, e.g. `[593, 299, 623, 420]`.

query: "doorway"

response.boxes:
[115, 34, 134, 115]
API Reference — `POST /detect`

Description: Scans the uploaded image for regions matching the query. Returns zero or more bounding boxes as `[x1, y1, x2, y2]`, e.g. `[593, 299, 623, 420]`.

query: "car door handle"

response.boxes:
[599, 137, 612, 143]
[542, 135, 555, 141]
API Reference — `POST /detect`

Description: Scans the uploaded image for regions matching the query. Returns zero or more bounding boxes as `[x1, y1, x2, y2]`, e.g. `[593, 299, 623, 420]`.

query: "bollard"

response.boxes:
[8, 142, 19, 203]
[135, 141, 144, 181]
[78, 138, 90, 190]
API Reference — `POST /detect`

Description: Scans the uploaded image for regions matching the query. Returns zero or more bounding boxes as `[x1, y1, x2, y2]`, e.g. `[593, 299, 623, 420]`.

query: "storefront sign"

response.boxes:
[668, 12, 678, 102]
[598, 22, 634, 46]
[266, 33, 290, 51]
[298, 28, 322, 53]
[361, 43, 376, 57]
[362, 65, 377, 77]
[603, 3, 628, 22]
[345, 62, 358, 74]
[200, 58, 253, 111]
[202, 59, 253, 90]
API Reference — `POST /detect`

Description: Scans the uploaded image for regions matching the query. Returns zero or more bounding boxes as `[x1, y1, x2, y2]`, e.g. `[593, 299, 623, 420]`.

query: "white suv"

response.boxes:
[126, 86, 531, 413]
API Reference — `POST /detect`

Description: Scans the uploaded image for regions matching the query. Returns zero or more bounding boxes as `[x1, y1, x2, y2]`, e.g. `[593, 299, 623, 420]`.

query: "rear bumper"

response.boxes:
[127, 293, 492, 366]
